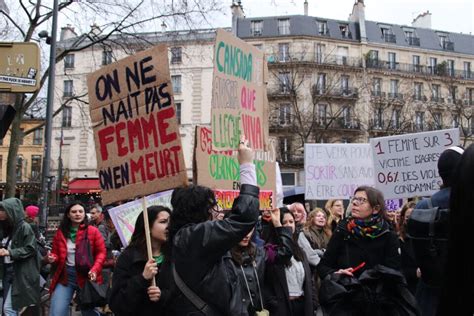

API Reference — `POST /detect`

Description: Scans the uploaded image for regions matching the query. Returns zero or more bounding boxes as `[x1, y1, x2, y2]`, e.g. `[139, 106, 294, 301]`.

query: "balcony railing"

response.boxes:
[267, 52, 362, 68]
[312, 85, 358, 98]
[407, 37, 420, 46]
[366, 60, 474, 80]
[387, 92, 404, 100]
[430, 96, 445, 103]
[442, 41, 455, 51]
[384, 34, 396, 43]
[412, 95, 428, 102]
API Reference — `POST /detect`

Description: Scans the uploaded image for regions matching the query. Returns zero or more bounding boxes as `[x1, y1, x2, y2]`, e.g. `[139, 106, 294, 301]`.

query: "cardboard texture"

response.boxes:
[87, 45, 187, 205]
[194, 125, 276, 210]
[211, 29, 269, 151]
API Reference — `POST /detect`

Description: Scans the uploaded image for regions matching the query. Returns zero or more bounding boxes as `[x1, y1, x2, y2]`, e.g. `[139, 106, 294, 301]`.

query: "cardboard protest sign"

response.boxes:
[194, 126, 276, 210]
[108, 190, 173, 247]
[87, 45, 187, 205]
[370, 128, 460, 199]
[211, 29, 269, 151]
[305, 144, 375, 200]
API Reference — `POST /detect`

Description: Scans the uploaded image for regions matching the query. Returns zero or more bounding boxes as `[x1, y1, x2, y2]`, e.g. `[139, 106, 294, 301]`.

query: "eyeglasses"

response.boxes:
[351, 196, 368, 206]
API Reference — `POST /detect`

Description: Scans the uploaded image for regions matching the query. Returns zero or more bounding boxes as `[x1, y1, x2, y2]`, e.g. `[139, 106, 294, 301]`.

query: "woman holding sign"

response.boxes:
[165, 136, 260, 315]
[317, 187, 419, 315]
[109, 206, 171, 315]
[47, 202, 106, 316]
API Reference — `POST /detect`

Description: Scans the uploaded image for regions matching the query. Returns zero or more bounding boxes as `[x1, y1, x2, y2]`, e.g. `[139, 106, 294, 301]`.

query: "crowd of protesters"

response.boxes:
[0, 140, 473, 316]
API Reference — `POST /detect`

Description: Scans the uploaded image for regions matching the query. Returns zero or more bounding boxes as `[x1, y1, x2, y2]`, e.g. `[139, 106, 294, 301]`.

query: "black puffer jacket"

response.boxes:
[166, 184, 260, 315]
[318, 219, 401, 279]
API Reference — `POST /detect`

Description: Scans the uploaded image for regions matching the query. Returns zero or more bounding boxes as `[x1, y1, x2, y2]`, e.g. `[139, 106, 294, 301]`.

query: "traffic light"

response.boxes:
[0, 104, 16, 139]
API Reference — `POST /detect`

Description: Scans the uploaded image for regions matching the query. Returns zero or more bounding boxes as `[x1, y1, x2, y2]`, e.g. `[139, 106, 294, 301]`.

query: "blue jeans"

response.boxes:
[2, 264, 18, 316]
[49, 266, 99, 316]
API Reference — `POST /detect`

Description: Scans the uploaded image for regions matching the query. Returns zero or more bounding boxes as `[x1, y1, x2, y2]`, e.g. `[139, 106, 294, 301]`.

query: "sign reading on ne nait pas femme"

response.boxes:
[211, 28, 269, 151]
[87, 45, 187, 205]
[304, 144, 375, 200]
[370, 128, 460, 200]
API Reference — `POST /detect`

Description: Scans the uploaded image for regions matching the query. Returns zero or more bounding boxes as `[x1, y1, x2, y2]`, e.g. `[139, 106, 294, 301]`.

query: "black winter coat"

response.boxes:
[318, 219, 401, 279]
[399, 237, 419, 295]
[109, 247, 170, 315]
[165, 184, 260, 315]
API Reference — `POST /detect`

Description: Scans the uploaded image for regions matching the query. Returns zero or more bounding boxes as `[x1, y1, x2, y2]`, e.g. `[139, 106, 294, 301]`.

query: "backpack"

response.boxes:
[407, 198, 449, 287]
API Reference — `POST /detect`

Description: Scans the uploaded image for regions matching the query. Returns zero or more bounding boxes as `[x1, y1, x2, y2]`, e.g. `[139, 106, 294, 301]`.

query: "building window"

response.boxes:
[64, 54, 75, 69]
[316, 73, 326, 94]
[388, 52, 397, 70]
[342, 106, 351, 127]
[16, 156, 23, 182]
[62, 106, 72, 128]
[316, 43, 325, 63]
[340, 75, 349, 94]
[448, 86, 457, 103]
[391, 109, 401, 129]
[390, 79, 398, 97]
[278, 72, 290, 93]
[175, 102, 181, 124]
[280, 137, 290, 162]
[452, 114, 459, 128]
[381, 26, 396, 42]
[317, 21, 328, 35]
[278, 19, 290, 35]
[429, 57, 437, 74]
[63, 80, 73, 97]
[253, 44, 263, 50]
[33, 128, 43, 145]
[432, 112, 442, 129]
[464, 62, 472, 79]
[339, 24, 351, 38]
[374, 107, 383, 129]
[31, 155, 41, 181]
[413, 55, 420, 72]
[415, 112, 424, 131]
[372, 78, 382, 96]
[171, 47, 182, 64]
[281, 172, 296, 186]
[278, 43, 290, 62]
[251, 20, 263, 36]
[102, 50, 113, 65]
[171, 75, 181, 94]
[367, 50, 379, 67]
[447, 60, 455, 76]
[337, 46, 348, 65]
[318, 104, 327, 124]
[467, 88, 474, 105]
[279, 104, 292, 125]
[431, 84, 440, 101]
[414, 82, 423, 101]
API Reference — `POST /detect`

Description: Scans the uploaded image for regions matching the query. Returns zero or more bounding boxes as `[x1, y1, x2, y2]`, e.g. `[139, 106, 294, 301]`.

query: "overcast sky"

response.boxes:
[213, 0, 474, 35]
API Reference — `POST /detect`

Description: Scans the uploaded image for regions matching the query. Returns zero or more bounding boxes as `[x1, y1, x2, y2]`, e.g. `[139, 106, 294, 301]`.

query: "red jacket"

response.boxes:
[50, 225, 106, 292]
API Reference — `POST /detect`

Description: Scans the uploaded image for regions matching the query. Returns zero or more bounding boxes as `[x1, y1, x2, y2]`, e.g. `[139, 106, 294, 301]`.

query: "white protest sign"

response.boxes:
[108, 190, 173, 247]
[305, 144, 374, 200]
[370, 128, 460, 199]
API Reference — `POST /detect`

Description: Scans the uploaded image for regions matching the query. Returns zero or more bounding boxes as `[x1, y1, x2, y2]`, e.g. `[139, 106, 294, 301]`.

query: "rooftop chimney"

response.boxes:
[412, 11, 431, 29]
[231, 1, 245, 35]
[304, 0, 308, 16]
[60, 24, 77, 41]
[349, 0, 367, 42]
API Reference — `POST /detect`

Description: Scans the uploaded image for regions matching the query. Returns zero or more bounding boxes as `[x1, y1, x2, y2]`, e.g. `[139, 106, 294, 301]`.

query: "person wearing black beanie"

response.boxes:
[412, 145, 464, 316]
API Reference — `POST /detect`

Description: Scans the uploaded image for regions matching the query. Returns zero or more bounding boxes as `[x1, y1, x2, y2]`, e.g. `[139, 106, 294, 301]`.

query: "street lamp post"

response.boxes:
[38, 0, 59, 230]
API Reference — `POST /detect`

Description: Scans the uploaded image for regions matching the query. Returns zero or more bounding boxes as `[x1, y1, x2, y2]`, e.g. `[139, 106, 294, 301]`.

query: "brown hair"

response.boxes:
[354, 186, 387, 219]
[399, 201, 417, 239]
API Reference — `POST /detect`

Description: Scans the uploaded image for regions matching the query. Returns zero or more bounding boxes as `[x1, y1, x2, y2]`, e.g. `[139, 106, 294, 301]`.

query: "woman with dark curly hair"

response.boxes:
[165, 137, 260, 315]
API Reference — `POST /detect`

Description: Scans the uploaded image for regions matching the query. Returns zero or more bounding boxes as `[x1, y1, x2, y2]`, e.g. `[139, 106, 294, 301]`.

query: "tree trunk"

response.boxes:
[5, 95, 25, 198]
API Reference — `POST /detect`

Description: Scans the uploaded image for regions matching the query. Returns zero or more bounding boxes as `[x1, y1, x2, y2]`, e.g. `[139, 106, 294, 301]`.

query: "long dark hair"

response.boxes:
[0, 213, 13, 239]
[280, 208, 305, 265]
[128, 205, 171, 258]
[231, 239, 257, 266]
[59, 201, 88, 236]
[168, 185, 216, 242]
[399, 201, 416, 239]
[438, 144, 474, 314]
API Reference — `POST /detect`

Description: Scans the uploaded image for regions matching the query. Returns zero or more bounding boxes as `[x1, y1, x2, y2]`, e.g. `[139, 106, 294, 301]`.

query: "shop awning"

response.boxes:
[67, 178, 101, 194]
